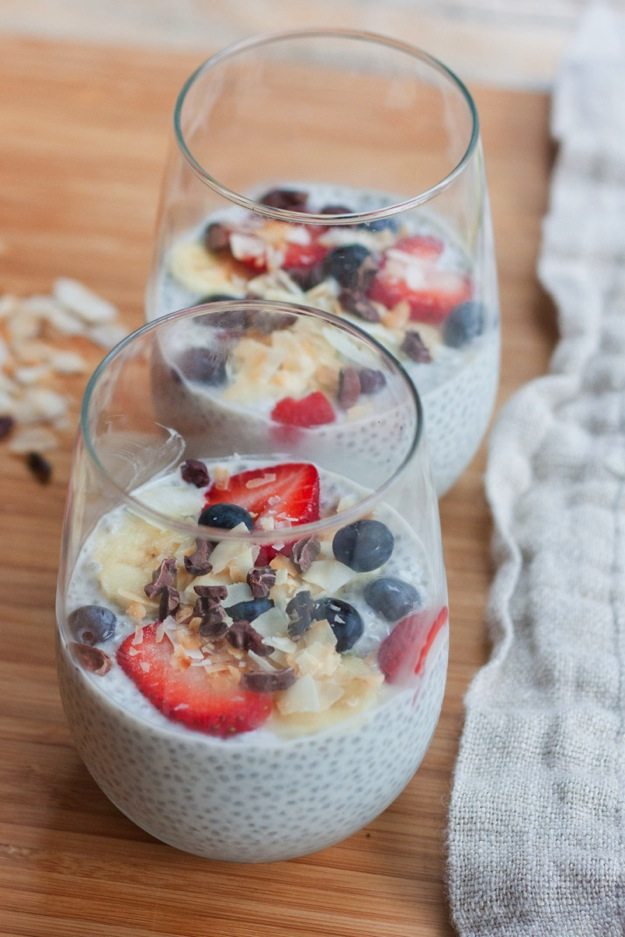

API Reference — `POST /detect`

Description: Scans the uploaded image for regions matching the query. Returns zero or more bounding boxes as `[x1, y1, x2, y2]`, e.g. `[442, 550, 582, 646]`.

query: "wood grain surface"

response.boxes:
[0, 36, 557, 937]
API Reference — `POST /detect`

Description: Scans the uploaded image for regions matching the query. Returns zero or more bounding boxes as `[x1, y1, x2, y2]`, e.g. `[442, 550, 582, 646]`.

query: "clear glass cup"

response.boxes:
[146, 29, 500, 496]
[57, 300, 449, 862]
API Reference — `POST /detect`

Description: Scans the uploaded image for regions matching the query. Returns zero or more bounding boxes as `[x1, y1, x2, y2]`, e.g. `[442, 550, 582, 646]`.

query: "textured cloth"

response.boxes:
[447, 6, 625, 936]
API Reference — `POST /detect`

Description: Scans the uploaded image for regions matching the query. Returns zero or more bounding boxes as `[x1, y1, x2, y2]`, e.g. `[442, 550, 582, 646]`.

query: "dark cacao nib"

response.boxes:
[226, 620, 274, 657]
[286, 590, 314, 639]
[250, 311, 297, 334]
[26, 451, 52, 484]
[0, 415, 14, 440]
[247, 567, 276, 599]
[158, 586, 180, 622]
[338, 367, 361, 409]
[338, 289, 380, 323]
[198, 603, 229, 638]
[358, 368, 387, 394]
[184, 539, 214, 575]
[320, 203, 353, 215]
[284, 262, 325, 291]
[144, 557, 177, 600]
[291, 538, 321, 574]
[242, 667, 296, 693]
[178, 347, 228, 385]
[203, 222, 231, 253]
[194, 584, 228, 603]
[180, 459, 210, 487]
[401, 330, 432, 363]
[258, 188, 308, 211]
[70, 642, 112, 676]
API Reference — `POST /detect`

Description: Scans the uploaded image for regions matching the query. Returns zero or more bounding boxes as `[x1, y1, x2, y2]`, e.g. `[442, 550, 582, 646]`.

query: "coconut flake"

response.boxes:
[302, 559, 355, 593]
[54, 277, 117, 324]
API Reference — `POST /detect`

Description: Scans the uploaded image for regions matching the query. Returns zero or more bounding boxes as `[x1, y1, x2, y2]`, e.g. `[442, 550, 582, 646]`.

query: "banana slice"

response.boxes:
[168, 241, 237, 295]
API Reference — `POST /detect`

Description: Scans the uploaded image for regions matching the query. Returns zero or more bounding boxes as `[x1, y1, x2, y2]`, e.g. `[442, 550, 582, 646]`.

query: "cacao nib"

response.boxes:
[184, 539, 214, 575]
[247, 567, 276, 599]
[194, 584, 228, 603]
[286, 590, 314, 639]
[320, 203, 353, 215]
[70, 642, 112, 676]
[291, 538, 321, 574]
[203, 222, 231, 253]
[338, 367, 361, 409]
[180, 459, 210, 488]
[158, 586, 180, 622]
[242, 667, 296, 693]
[338, 289, 380, 323]
[178, 347, 228, 385]
[26, 451, 52, 484]
[251, 311, 297, 334]
[199, 605, 229, 638]
[285, 262, 325, 291]
[195, 307, 248, 330]
[0, 415, 14, 441]
[226, 620, 274, 657]
[258, 188, 308, 212]
[401, 330, 432, 364]
[144, 557, 177, 599]
[358, 368, 387, 394]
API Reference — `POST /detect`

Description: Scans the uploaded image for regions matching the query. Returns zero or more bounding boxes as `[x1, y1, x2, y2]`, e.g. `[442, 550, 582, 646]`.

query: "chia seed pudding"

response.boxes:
[148, 183, 500, 494]
[57, 458, 448, 862]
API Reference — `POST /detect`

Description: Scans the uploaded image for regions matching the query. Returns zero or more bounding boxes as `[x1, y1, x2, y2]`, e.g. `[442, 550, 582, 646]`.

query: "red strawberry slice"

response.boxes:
[282, 237, 328, 270]
[393, 234, 445, 261]
[117, 623, 272, 737]
[271, 391, 335, 428]
[229, 224, 328, 274]
[204, 462, 320, 528]
[378, 606, 448, 684]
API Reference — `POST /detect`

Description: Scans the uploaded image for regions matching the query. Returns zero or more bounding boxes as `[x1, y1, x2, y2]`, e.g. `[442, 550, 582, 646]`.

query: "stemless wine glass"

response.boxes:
[57, 299, 449, 863]
[146, 29, 500, 495]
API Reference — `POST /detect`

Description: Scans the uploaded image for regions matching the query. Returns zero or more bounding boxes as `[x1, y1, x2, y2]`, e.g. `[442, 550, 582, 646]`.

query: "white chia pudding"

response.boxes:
[148, 183, 499, 495]
[57, 458, 448, 862]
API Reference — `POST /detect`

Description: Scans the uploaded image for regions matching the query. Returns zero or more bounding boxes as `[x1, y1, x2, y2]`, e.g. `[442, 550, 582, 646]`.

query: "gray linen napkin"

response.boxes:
[447, 6, 625, 935]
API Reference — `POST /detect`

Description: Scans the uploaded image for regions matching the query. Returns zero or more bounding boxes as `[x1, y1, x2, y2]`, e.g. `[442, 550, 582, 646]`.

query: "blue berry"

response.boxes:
[225, 598, 274, 623]
[332, 520, 394, 572]
[197, 293, 239, 303]
[313, 598, 364, 652]
[359, 217, 398, 232]
[68, 605, 116, 645]
[198, 503, 254, 530]
[322, 244, 374, 289]
[442, 301, 485, 348]
[364, 577, 422, 621]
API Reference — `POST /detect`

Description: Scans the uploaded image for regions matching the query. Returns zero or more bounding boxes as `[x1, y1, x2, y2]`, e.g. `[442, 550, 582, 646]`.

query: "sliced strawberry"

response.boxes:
[271, 391, 335, 428]
[282, 237, 328, 270]
[117, 623, 271, 737]
[204, 462, 320, 528]
[392, 234, 445, 261]
[378, 606, 448, 684]
[229, 223, 328, 274]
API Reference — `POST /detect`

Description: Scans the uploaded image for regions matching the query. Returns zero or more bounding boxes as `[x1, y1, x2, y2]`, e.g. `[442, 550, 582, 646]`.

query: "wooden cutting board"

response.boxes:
[0, 35, 556, 937]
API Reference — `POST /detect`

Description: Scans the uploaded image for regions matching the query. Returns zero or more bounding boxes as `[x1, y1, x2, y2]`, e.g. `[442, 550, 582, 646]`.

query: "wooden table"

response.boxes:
[0, 37, 557, 937]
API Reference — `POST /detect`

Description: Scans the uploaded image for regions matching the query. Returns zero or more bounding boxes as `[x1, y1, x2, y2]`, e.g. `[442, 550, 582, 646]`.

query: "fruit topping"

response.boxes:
[204, 463, 320, 529]
[247, 566, 276, 599]
[338, 367, 361, 409]
[338, 288, 381, 322]
[401, 330, 432, 363]
[68, 605, 117, 645]
[225, 597, 274, 623]
[377, 606, 448, 683]
[322, 244, 376, 290]
[442, 301, 485, 347]
[284, 262, 325, 291]
[203, 222, 231, 253]
[71, 642, 112, 676]
[258, 188, 309, 211]
[180, 459, 210, 488]
[242, 667, 297, 693]
[361, 217, 398, 232]
[198, 503, 254, 531]
[183, 538, 214, 575]
[281, 238, 328, 272]
[358, 368, 386, 394]
[271, 391, 335, 428]
[178, 347, 228, 385]
[291, 537, 321, 573]
[332, 519, 394, 572]
[286, 590, 314, 639]
[312, 597, 364, 652]
[226, 620, 274, 656]
[117, 623, 272, 736]
[197, 293, 240, 304]
[364, 577, 422, 622]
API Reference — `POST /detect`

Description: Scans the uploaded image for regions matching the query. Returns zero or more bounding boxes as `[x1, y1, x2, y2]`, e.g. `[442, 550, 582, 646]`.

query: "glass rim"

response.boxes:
[173, 27, 480, 226]
[80, 299, 424, 542]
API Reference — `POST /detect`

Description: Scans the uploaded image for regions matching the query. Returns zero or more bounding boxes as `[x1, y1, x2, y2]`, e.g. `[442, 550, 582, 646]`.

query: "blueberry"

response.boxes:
[322, 244, 375, 289]
[358, 217, 398, 232]
[364, 577, 422, 621]
[178, 347, 228, 385]
[198, 503, 254, 531]
[225, 597, 274, 622]
[203, 222, 230, 252]
[313, 597, 364, 652]
[442, 301, 486, 348]
[332, 519, 394, 572]
[197, 293, 239, 303]
[68, 605, 116, 645]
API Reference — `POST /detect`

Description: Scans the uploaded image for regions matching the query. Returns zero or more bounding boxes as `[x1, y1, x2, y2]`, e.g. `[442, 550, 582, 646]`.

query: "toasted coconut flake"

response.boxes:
[8, 426, 58, 453]
[54, 277, 117, 324]
[126, 601, 147, 621]
[51, 350, 88, 374]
